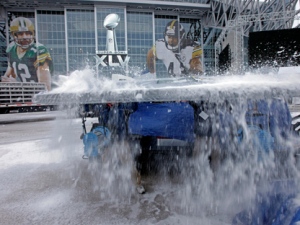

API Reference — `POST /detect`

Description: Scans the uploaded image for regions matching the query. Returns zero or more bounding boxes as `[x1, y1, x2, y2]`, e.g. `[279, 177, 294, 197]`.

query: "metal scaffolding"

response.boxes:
[203, 0, 300, 73]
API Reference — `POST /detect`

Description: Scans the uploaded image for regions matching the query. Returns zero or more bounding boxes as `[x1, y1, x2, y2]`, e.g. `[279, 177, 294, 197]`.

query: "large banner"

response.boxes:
[146, 19, 203, 78]
[2, 16, 53, 91]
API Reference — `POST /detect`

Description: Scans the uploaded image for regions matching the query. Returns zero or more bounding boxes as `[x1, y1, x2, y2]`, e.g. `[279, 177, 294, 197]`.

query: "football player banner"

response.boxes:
[146, 20, 203, 78]
[2, 17, 53, 91]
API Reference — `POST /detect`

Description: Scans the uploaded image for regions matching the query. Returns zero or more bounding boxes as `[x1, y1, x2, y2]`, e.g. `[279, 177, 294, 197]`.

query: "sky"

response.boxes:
[293, 0, 300, 27]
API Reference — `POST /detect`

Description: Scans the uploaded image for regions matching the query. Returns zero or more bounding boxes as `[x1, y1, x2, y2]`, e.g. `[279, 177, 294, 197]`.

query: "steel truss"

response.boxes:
[214, 10, 300, 73]
[201, 0, 300, 74]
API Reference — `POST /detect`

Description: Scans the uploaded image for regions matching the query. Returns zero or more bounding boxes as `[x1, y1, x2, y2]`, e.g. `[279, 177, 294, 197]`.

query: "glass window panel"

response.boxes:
[180, 18, 202, 43]
[67, 9, 95, 72]
[37, 10, 67, 75]
[126, 11, 153, 75]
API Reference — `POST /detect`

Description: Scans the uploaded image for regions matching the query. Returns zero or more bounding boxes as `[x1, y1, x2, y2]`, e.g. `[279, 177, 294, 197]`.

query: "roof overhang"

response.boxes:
[0, 0, 210, 11]
[82, 0, 210, 9]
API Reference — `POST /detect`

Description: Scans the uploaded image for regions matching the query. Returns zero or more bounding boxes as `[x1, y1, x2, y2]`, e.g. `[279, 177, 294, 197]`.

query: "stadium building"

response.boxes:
[0, 0, 299, 78]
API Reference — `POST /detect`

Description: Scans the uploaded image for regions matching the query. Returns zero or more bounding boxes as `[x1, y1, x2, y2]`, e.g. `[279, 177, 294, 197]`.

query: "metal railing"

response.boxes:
[0, 82, 46, 104]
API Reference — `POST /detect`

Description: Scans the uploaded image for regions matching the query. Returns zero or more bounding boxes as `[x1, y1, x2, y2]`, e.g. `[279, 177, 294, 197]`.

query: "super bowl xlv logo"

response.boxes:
[95, 51, 130, 67]
[95, 13, 130, 67]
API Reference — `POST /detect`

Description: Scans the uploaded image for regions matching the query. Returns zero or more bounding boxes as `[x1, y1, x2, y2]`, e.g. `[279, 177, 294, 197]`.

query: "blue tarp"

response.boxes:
[83, 126, 111, 157]
[231, 99, 297, 225]
[128, 102, 195, 142]
[127, 98, 292, 146]
[245, 98, 292, 140]
[232, 180, 300, 225]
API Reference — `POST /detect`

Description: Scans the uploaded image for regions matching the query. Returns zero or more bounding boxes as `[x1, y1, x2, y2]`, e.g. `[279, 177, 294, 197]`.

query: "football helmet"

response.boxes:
[10, 17, 35, 49]
[164, 20, 185, 52]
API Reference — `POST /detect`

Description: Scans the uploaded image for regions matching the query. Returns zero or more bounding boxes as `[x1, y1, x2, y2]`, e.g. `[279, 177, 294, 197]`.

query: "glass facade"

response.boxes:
[1, 0, 292, 77]
[127, 11, 153, 75]
[37, 10, 66, 75]
[203, 28, 221, 75]
[66, 9, 95, 72]
[1, 5, 211, 78]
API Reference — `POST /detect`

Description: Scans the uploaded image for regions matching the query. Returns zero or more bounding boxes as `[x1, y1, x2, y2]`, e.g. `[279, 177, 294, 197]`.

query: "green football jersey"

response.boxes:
[6, 42, 53, 82]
